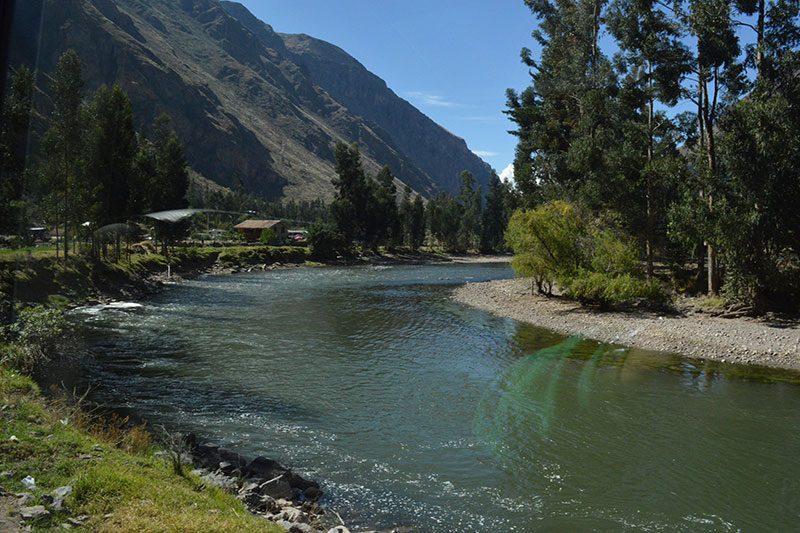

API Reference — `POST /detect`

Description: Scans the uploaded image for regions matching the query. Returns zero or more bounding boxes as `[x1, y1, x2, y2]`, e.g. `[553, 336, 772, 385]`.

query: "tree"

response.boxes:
[607, 0, 691, 278]
[457, 170, 482, 250]
[682, 0, 746, 293]
[480, 171, 508, 253]
[714, 0, 800, 310]
[427, 192, 462, 251]
[399, 184, 414, 246]
[329, 142, 374, 245]
[410, 194, 426, 250]
[85, 85, 137, 228]
[41, 49, 86, 260]
[506, 0, 619, 206]
[150, 115, 189, 212]
[0, 66, 34, 235]
[372, 165, 401, 247]
[147, 115, 190, 252]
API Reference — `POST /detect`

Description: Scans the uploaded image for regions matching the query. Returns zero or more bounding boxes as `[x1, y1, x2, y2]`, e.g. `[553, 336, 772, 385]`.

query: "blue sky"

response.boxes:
[236, 0, 539, 182]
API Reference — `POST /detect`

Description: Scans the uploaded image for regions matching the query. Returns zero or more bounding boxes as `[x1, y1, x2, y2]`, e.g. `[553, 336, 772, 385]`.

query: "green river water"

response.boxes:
[63, 263, 800, 531]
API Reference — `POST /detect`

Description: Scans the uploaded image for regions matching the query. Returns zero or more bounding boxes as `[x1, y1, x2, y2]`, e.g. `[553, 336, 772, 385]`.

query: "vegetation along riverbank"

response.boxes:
[453, 277, 800, 372]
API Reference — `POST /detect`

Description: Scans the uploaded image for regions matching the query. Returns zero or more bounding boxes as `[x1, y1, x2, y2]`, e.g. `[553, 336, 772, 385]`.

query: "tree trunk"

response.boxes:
[646, 63, 654, 280]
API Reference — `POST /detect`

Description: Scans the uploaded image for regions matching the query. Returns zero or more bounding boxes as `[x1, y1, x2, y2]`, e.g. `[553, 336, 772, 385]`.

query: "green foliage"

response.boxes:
[506, 200, 666, 306]
[307, 222, 347, 260]
[3, 305, 68, 371]
[0, 66, 35, 234]
[258, 228, 276, 244]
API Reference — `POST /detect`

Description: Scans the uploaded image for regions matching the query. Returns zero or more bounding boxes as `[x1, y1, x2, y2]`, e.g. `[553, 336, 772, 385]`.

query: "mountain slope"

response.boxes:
[9, 0, 490, 200]
[220, 1, 493, 195]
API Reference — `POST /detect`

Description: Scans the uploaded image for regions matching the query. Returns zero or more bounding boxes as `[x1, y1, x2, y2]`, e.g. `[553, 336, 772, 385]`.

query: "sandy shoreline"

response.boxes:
[453, 277, 800, 372]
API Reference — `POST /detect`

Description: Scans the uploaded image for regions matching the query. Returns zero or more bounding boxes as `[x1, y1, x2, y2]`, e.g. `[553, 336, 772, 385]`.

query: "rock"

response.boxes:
[53, 486, 72, 499]
[15, 493, 35, 506]
[201, 471, 238, 493]
[327, 527, 350, 533]
[20, 505, 50, 520]
[237, 486, 265, 511]
[263, 495, 281, 514]
[303, 486, 322, 501]
[277, 507, 305, 523]
[243, 456, 286, 480]
[259, 477, 295, 500]
[275, 520, 316, 533]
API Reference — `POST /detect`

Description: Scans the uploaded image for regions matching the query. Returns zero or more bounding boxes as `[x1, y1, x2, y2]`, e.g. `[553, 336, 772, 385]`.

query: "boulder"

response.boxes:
[243, 456, 286, 480]
[20, 505, 50, 520]
[303, 486, 322, 502]
[259, 477, 294, 500]
[201, 471, 238, 493]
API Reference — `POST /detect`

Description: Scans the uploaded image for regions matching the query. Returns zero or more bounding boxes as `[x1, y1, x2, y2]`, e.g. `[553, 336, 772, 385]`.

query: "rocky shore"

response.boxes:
[453, 277, 800, 371]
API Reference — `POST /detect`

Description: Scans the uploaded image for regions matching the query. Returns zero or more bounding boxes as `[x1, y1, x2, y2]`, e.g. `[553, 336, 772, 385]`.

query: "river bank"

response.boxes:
[453, 277, 800, 371]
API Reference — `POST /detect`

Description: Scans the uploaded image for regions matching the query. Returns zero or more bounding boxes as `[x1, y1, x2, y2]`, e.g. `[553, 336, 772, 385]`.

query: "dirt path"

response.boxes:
[453, 277, 800, 371]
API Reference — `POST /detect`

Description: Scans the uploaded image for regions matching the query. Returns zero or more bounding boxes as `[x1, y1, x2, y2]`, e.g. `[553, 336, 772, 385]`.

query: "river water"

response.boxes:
[63, 263, 800, 531]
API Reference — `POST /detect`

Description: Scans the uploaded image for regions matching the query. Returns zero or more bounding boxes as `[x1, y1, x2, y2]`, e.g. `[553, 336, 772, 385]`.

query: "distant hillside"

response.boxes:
[9, 0, 492, 200]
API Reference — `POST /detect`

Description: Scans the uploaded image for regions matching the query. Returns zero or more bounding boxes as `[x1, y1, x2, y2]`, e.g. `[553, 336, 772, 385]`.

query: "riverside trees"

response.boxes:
[327, 142, 513, 255]
[1, 50, 190, 256]
[506, 0, 800, 312]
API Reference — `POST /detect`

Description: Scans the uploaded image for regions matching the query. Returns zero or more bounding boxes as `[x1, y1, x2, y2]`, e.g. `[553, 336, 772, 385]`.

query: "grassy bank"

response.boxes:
[0, 366, 282, 532]
[0, 245, 316, 530]
[0, 245, 312, 307]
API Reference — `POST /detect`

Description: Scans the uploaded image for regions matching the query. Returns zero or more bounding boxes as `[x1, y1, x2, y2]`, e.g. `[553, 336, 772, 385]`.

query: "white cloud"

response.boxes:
[499, 163, 514, 184]
[472, 150, 499, 157]
[405, 91, 459, 108]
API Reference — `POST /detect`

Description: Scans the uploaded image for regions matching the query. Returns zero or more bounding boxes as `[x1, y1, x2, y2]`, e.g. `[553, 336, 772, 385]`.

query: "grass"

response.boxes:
[0, 246, 59, 264]
[0, 366, 283, 532]
[696, 296, 728, 309]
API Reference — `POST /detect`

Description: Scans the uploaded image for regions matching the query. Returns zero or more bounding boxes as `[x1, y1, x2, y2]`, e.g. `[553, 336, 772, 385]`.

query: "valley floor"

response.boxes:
[453, 277, 800, 372]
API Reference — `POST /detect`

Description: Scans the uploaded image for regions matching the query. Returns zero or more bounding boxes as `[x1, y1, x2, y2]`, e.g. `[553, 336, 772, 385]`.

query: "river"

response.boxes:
[63, 263, 800, 531]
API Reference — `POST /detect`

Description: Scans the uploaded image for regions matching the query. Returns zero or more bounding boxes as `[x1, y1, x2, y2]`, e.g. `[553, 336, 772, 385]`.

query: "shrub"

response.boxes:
[307, 222, 347, 260]
[506, 200, 667, 307]
[3, 305, 69, 371]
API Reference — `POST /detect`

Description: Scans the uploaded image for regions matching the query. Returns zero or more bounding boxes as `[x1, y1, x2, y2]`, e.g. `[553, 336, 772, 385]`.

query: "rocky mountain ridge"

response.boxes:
[9, 0, 492, 200]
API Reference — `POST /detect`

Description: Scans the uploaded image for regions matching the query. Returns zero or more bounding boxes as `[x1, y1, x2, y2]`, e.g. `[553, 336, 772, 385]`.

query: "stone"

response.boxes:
[278, 507, 305, 523]
[243, 456, 286, 480]
[259, 477, 294, 500]
[237, 489, 265, 511]
[20, 505, 50, 520]
[15, 493, 35, 506]
[327, 527, 350, 533]
[53, 486, 72, 499]
[201, 472, 238, 493]
[303, 486, 322, 502]
[263, 496, 281, 514]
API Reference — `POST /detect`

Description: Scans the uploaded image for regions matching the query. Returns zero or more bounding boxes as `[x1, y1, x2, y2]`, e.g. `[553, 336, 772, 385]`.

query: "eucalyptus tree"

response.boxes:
[457, 170, 482, 250]
[41, 50, 86, 260]
[607, 0, 691, 277]
[680, 0, 746, 293]
[506, 0, 618, 207]
[329, 142, 374, 244]
[0, 66, 34, 235]
[85, 85, 137, 228]
[480, 171, 509, 253]
[715, 0, 800, 309]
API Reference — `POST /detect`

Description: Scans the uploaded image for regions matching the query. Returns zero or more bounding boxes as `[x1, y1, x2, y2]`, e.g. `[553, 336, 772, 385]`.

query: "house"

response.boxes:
[233, 219, 288, 243]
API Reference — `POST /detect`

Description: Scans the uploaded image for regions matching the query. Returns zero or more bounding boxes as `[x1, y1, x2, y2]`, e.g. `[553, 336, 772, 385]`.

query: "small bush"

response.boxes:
[307, 223, 347, 260]
[3, 305, 69, 371]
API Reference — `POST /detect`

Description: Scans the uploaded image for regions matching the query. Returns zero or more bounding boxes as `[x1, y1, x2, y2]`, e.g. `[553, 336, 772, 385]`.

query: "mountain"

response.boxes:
[9, 0, 492, 200]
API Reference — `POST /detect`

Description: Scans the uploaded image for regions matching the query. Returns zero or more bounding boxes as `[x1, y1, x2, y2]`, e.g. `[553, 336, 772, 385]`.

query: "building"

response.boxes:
[233, 220, 288, 244]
